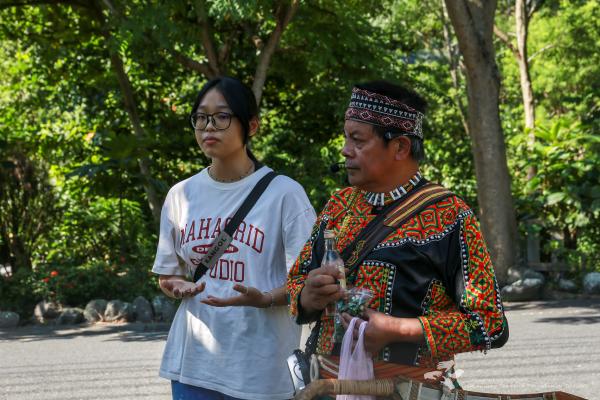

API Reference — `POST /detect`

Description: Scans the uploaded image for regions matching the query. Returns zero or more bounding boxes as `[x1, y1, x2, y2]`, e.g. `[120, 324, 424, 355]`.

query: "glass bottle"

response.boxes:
[321, 230, 346, 315]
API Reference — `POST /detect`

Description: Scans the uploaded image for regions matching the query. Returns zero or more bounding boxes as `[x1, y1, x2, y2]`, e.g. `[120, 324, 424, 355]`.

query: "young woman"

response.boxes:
[152, 76, 316, 400]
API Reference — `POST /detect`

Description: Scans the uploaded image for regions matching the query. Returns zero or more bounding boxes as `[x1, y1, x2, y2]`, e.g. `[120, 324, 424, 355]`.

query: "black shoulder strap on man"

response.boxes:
[342, 182, 453, 274]
[192, 170, 278, 282]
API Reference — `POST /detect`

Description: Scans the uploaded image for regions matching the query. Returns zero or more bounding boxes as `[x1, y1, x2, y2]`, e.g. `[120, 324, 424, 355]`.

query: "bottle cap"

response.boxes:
[324, 229, 335, 239]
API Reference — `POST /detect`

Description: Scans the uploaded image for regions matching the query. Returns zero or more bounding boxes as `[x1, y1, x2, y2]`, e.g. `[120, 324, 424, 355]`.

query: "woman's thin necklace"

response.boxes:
[208, 162, 255, 183]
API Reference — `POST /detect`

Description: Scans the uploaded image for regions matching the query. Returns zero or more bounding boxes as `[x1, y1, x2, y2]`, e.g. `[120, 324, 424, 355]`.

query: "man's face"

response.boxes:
[341, 119, 398, 192]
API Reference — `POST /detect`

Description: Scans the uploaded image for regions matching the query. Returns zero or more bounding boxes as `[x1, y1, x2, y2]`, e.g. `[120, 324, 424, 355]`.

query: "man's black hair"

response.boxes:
[354, 81, 427, 162]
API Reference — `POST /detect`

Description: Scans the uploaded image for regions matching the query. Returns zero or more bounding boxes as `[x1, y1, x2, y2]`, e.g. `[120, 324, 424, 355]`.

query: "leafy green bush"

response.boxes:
[33, 259, 158, 309]
[0, 270, 43, 316]
[509, 117, 600, 276]
[1, 192, 161, 317]
[1, 259, 159, 318]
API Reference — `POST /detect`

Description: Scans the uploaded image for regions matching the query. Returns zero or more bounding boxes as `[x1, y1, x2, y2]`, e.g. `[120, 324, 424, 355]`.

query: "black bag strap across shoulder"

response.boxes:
[192, 170, 278, 282]
[341, 182, 453, 274]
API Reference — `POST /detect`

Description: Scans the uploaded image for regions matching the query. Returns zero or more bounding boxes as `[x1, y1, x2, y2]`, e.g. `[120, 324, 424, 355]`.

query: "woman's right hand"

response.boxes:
[300, 265, 346, 314]
[159, 275, 206, 299]
[201, 284, 271, 308]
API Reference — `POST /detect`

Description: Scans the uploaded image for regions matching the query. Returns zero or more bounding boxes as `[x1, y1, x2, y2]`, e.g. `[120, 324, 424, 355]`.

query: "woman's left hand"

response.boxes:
[201, 284, 271, 308]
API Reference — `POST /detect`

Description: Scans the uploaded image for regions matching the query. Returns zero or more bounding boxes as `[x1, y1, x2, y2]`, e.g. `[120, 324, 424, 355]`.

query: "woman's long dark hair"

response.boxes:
[191, 76, 259, 162]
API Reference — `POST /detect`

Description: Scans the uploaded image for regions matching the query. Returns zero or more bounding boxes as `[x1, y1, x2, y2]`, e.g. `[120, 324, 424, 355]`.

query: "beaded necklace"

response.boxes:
[208, 162, 255, 183]
[364, 171, 422, 207]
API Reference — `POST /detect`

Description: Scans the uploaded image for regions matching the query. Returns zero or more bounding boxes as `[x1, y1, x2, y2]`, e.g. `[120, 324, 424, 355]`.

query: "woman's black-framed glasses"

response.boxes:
[190, 112, 234, 130]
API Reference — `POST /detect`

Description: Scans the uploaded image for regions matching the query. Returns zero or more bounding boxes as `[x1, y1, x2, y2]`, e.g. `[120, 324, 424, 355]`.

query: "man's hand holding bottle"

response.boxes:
[300, 265, 347, 314]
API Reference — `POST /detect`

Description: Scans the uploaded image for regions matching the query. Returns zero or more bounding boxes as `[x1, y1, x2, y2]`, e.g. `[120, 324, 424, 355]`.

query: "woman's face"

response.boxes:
[194, 88, 246, 160]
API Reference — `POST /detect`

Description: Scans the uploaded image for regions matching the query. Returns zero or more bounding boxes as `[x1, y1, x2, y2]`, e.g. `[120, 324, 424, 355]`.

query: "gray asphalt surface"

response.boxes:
[0, 323, 171, 400]
[456, 299, 600, 399]
[1, 299, 598, 400]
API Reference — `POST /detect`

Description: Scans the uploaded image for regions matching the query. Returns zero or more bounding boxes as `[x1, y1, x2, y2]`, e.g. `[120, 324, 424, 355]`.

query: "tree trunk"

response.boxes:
[515, 0, 540, 263]
[440, 1, 469, 136]
[516, 0, 535, 133]
[0, 224, 30, 275]
[494, 2, 537, 179]
[194, 0, 221, 77]
[108, 52, 162, 224]
[91, 0, 163, 224]
[172, 1, 300, 108]
[252, 0, 299, 106]
[444, 0, 518, 285]
[10, 235, 31, 273]
[516, 0, 536, 180]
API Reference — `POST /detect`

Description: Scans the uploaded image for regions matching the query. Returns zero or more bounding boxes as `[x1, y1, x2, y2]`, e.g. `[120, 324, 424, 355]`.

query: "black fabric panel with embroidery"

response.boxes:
[328, 229, 462, 365]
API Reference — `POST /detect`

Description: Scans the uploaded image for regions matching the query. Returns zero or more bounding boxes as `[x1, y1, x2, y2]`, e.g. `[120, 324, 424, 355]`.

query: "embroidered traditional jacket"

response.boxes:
[287, 181, 509, 367]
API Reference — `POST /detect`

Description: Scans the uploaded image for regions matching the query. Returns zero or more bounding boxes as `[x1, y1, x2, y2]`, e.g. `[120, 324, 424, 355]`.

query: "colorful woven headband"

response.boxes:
[344, 87, 424, 139]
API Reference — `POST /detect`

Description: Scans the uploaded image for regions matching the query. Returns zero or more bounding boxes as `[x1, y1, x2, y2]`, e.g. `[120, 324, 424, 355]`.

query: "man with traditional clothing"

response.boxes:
[286, 80, 508, 384]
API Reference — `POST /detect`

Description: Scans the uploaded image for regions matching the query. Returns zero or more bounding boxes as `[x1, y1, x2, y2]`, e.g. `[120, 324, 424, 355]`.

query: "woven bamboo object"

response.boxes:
[294, 378, 587, 400]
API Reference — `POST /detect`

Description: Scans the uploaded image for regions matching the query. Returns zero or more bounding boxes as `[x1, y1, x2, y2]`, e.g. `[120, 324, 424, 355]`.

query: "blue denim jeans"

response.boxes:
[171, 381, 245, 400]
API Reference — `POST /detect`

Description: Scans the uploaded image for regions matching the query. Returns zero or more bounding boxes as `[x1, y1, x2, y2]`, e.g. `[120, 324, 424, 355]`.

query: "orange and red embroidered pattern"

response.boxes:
[287, 185, 506, 364]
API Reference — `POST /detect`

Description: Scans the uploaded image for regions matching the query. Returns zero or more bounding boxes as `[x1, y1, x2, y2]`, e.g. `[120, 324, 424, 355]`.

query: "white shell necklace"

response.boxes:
[364, 171, 422, 207]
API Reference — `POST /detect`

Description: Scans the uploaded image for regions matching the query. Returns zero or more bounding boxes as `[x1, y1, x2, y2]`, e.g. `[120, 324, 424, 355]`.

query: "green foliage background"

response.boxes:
[0, 0, 598, 316]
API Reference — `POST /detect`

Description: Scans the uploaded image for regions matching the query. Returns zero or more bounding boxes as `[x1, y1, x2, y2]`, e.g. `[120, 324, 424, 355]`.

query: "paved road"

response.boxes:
[456, 299, 600, 399]
[1, 299, 598, 400]
[0, 323, 171, 400]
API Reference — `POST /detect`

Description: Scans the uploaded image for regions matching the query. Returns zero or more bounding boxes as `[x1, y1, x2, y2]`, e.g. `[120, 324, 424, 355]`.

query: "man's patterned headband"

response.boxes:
[344, 87, 424, 139]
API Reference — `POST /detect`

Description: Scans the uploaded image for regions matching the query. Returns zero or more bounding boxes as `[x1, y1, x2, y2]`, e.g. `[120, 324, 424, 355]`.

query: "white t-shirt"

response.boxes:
[152, 166, 316, 400]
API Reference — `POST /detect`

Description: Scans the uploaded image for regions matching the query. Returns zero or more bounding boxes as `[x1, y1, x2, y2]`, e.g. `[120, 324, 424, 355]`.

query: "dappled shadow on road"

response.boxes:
[503, 299, 600, 326]
[505, 298, 600, 312]
[104, 329, 169, 342]
[0, 322, 170, 342]
[533, 315, 600, 325]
